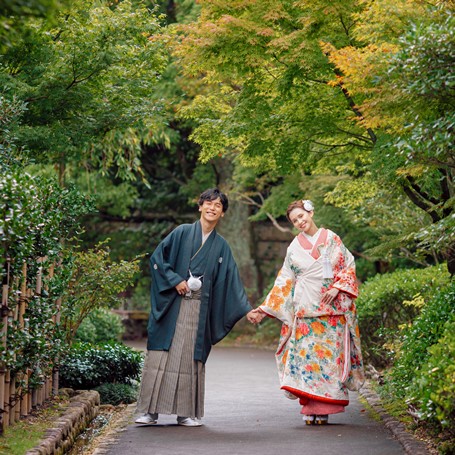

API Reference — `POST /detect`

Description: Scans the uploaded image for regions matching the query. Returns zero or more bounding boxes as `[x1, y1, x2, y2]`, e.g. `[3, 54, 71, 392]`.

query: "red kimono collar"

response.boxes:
[297, 228, 328, 260]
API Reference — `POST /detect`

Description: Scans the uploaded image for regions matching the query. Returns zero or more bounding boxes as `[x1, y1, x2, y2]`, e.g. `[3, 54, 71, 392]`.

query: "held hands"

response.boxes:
[175, 280, 190, 296]
[321, 287, 339, 305]
[247, 308, 266, 325]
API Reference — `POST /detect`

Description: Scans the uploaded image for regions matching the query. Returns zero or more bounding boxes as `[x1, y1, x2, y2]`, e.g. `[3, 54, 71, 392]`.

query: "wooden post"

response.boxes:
[45, 377, 50, 400]
[3, 370, 10, 429]
[19, 373, 28, 417]
[9, 375, 16, 425]
[36, 258, 43, 296]
[15, 379, 21, 421]
[18, 263, 27, 327]
[53, 292, 62, 397]
[52, 367, 59, 396]
[38, 385, 43, 407]
[39, 381, 46, 405]
[31, 389, 37, 408]
[0, 267, 10, 434]
[28, 371, 32, 414]
[50, 262, 61, 395]
[2, 270, 12, 432]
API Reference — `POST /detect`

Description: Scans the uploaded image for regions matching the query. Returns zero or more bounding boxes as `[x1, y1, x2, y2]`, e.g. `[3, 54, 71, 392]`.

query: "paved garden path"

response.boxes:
[101, 346, 405, 455]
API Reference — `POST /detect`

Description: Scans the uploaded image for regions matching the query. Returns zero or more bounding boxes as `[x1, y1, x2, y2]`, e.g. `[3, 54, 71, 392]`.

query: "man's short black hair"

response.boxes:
[198, 188, 229, 212]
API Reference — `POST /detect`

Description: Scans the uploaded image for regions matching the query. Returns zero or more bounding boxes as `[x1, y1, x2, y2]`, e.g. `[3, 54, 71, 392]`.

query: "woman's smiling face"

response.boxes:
[289, 207, 316, 235]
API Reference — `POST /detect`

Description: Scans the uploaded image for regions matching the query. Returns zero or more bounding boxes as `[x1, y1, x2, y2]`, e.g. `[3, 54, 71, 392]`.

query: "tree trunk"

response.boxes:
[214, 158, 259, 303]
[446, 242, 455, 277]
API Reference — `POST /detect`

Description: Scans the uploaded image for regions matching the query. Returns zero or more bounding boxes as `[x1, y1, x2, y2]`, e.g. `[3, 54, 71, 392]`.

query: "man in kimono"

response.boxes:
[135, 188, 252, 427]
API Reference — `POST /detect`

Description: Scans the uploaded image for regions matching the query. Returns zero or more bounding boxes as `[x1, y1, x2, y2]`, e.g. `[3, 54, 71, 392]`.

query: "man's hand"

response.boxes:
[247, 308, 266, 324]
[175, 280, 190, 295]
[321, 287, 339, 305]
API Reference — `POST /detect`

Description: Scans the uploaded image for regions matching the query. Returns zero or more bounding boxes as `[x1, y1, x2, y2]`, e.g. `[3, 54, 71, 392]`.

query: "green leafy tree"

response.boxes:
[326, 2, 454, 272]
[1, 0, 168, 183]
[61, 242, 139, 344]
[171, 0, 454, 272]
[172, 0, 372, 170]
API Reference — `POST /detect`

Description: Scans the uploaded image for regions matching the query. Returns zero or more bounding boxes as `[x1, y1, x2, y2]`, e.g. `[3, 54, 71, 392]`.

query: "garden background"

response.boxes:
[0, 0, 453, 453]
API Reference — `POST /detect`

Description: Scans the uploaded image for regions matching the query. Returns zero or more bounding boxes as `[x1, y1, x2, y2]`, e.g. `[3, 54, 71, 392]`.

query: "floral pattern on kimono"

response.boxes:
[260, 229, 364, 404]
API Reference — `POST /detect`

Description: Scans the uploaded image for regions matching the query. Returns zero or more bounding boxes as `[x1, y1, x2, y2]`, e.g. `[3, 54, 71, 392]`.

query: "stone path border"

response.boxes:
[25, 390, 100, 455]
[358, 383, 431, 455]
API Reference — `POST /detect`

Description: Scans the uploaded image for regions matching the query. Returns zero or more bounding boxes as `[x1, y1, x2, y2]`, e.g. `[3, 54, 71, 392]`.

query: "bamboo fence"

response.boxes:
[0, 258, 60, 434]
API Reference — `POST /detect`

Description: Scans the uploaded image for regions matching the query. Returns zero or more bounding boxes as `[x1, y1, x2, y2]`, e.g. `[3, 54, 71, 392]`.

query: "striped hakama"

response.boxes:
[136, 291, 205, 419]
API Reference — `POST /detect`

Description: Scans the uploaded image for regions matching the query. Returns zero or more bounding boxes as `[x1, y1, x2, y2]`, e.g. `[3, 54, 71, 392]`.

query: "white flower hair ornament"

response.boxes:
[302, 200, 314, 212]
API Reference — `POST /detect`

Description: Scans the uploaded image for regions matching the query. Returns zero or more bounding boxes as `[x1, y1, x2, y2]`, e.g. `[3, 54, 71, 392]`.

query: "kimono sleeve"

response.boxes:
[150, 228, 186, 292]
[209, 244, 252, 345]
[259, 250, 295, 326]
[331, 238, 358, 299]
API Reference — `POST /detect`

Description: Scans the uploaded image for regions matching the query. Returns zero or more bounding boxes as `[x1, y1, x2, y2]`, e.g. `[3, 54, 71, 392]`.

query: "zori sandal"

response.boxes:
[315, 415, 329, 425]
[302, 415, 315, 425]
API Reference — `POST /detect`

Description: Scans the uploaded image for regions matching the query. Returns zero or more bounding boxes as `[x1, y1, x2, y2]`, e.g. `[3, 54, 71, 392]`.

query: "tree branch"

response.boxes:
[311, 140, 371, 150]
[406, 176, 439, 205]
[66, 68, 102, 91]
[401, 181, 440, 223]
[427, 157, 455, 169]
[335, 126, 375, 144]
[236, 192, 292, 233]
[439, 167, 453, 217]
[338, 13, 356, 45]
[265, 212, 292, 233]
[322, 52, 377, 144]
[338, 82, 377, 143]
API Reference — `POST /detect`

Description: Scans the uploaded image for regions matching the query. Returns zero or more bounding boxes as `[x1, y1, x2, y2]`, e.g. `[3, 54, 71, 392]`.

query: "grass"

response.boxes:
[0, 396, 69, 455]
[371, 380, 415, 426]
[357, 394, 382, 423]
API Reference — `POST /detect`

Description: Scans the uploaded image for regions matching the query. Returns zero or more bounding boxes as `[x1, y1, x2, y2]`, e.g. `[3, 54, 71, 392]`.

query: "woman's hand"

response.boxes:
[321, 287, 339, 305]
[175, 280, 190, 295]
[247, 308, 267, 324]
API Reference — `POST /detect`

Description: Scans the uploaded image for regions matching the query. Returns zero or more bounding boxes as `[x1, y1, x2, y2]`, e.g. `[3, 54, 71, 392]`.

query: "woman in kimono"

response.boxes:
[247, 199, 364, 425]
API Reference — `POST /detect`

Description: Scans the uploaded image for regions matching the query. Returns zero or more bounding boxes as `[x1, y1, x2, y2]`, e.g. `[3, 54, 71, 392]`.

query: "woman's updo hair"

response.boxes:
[286, 199, 314, 221]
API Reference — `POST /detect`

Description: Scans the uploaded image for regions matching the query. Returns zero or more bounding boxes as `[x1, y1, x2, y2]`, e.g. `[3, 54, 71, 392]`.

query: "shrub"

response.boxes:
[59, 342, 143, 390]
[378, 282, 455, 449]
[387, 282, 455, 399]
[355, 264, 450, 365]
[95, 383, 139, 406]
[76, 308, 125, 344]
[412, 319, 455, 426]
[60, 242, 139, 344]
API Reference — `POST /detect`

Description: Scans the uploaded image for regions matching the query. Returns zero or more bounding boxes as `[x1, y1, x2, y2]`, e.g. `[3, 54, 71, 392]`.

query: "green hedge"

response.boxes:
[356, 264, 450, 365]
[381, 281, 455, 451]
[59, 342, 143, 390]
[387, 282, 455, 399]
[413, 319, 455, 425]
[95, 383, 139, 406]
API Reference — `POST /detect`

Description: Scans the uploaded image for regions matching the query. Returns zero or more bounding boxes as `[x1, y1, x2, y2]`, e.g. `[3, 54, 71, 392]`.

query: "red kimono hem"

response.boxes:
[282, 386, 349, 406]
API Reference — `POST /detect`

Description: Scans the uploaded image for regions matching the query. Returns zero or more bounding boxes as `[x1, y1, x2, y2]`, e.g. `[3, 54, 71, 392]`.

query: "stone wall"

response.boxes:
[26, 390, 100, 455]
[252, 221, 294, 296]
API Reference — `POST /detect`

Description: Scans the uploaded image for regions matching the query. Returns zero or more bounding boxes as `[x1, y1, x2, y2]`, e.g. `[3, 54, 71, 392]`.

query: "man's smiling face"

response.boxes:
[199, 197, 224, 224]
